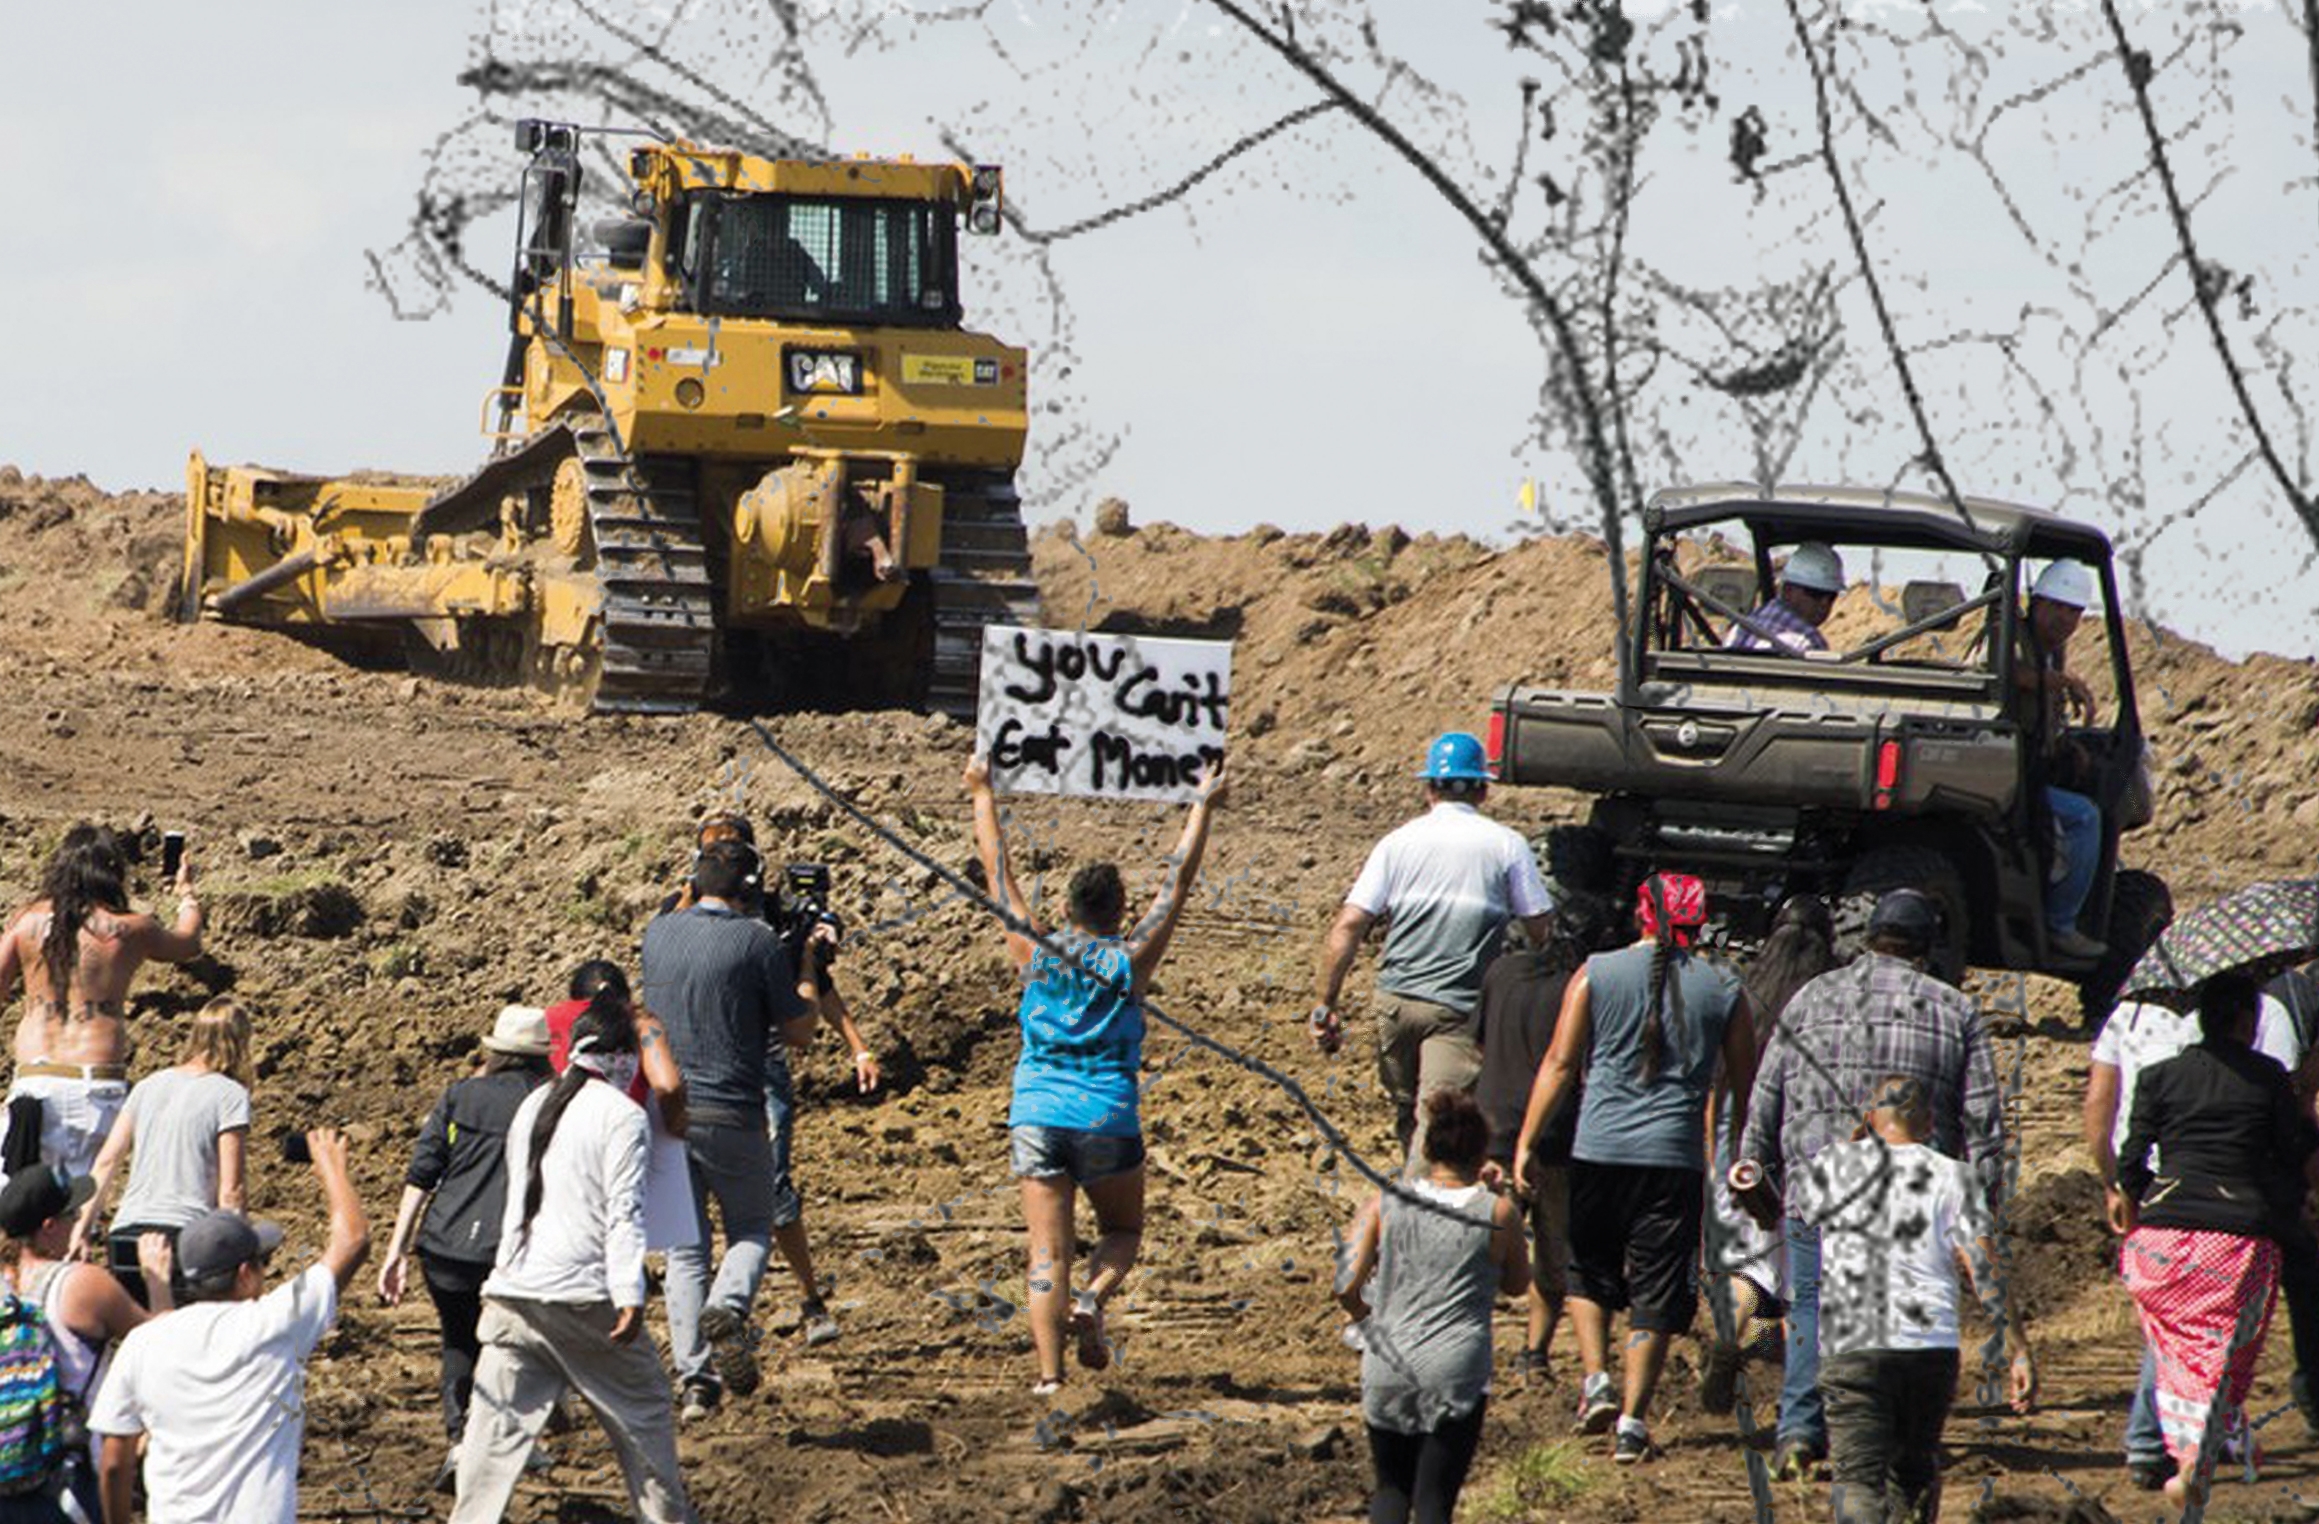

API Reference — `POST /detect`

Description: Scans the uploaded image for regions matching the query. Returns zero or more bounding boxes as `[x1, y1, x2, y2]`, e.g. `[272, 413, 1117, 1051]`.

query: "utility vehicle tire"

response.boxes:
[1834, 846, 1970, 986]
[2077, 869, 2174, 1028]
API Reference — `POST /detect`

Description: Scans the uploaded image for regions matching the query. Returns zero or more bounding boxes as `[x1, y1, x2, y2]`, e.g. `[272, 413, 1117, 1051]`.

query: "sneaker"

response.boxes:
[523, 1443, 555, 1475]
[1574, 1372, 1618, 1435]
[1772, 1438, 1823, 1481]
[2049, 927, 2107, 960]
[697, 1304, 763, 1397]
[679, 1378, 721, 1424]
[432, 1444, 459, 1495]
[801, 1296, 841, 1349]
[2126, 1455, 2171, 1492]
[1518, 1347, 1553, 1387]
[1698, 1337, 1743, 1416]
[1613, 1417, 1657, 1464]
[1069, 1290, 1112, 1373]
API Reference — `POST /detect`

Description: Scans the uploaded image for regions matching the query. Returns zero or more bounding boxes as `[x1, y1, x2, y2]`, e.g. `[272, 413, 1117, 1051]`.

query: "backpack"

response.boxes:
[0, 1290, 73, 1495]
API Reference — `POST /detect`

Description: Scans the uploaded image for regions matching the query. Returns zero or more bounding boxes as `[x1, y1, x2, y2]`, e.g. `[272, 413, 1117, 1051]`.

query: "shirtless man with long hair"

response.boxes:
[0, 825, 205, 1174]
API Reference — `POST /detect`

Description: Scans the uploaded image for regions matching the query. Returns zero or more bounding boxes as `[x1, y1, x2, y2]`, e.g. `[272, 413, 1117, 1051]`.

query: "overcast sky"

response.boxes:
[4, 0, 2312, 662]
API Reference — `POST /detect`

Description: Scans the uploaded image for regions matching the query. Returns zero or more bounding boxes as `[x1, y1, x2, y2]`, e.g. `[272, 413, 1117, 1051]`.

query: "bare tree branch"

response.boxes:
[1001, 100, 1341, 244]
[1193, 0, 1638, 670]
[1781, 0, 1984, 549]
[2099, 0, 2319, 551]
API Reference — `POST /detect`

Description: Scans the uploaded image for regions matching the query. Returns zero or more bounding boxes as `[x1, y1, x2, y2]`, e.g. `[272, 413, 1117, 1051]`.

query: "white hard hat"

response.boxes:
[2031, 560, 2093, 609]
[1780, 542, 1845, 594]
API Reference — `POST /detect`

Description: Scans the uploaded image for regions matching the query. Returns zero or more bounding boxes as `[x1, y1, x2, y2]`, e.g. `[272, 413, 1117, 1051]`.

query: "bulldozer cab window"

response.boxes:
[696, 194, 958, 327]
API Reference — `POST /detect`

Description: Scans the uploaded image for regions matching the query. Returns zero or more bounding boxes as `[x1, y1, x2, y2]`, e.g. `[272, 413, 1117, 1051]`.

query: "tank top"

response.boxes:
[23, 1260, 102, 1403]
[1359, 1179, 1498, 1433]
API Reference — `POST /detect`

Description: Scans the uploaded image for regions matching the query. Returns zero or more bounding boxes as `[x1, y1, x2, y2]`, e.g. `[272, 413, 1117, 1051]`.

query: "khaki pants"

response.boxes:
[451, 1296, 695, 1524]
[1372, 992, 1482, 1173]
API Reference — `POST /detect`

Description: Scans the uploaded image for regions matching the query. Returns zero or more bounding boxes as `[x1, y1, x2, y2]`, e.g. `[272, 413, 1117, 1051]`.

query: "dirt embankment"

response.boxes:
[0, 469, 2313, 1521]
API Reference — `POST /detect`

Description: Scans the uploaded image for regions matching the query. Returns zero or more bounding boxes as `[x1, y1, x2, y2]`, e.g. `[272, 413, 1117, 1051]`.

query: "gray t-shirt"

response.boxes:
[114, 1068, 252, 1230]
[1571, 943, 1741, 1170]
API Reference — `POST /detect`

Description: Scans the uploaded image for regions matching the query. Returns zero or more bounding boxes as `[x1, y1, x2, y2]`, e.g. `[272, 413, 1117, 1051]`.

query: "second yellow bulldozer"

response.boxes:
[183, 119, 1039, 716]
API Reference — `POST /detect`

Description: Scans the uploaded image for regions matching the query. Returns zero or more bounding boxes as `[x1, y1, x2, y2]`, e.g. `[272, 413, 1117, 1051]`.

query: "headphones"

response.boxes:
[691, 814, 762, 890]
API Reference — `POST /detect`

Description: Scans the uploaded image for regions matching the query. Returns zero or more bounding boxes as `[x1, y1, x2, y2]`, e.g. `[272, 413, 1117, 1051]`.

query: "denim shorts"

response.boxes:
[1008, 1125, 1146, 1184]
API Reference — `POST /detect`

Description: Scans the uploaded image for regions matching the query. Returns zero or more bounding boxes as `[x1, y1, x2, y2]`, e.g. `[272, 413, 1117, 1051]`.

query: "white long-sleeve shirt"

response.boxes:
[483, 1079, 650, 1308]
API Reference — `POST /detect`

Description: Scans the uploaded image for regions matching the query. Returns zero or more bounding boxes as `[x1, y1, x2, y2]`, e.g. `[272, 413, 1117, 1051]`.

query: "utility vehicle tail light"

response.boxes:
[1872, 739, 1903, 811]
[1485, 711, 1506, 778]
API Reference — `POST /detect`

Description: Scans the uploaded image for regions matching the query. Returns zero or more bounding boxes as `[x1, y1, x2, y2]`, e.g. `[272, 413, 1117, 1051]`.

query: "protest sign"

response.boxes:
[976, 625, 1231, 803]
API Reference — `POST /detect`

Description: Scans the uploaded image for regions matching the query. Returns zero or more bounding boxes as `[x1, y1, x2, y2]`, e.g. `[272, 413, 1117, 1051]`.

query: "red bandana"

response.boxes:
[1636, 873, 1708, 948]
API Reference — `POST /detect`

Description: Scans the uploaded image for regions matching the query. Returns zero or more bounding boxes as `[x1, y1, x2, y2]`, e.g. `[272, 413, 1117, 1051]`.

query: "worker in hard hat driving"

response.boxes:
[2014, 560, 2106, 960]
[1725, 542, 1845, 655]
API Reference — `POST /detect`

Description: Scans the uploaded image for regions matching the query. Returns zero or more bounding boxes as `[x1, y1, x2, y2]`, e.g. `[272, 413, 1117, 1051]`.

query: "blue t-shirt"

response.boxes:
[1009, 936, 1143, 1137]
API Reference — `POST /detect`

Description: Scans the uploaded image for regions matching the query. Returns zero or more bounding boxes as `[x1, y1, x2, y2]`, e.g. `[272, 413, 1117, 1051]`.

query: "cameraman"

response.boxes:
[665, 815, 881, 1092]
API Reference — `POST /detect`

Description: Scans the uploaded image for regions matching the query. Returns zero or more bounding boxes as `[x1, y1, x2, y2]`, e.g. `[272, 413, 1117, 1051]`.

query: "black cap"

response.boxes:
[0, 1166, 95, 1240]
[176, 1208, 286, 1282]
[1868, 888, 1941, 949]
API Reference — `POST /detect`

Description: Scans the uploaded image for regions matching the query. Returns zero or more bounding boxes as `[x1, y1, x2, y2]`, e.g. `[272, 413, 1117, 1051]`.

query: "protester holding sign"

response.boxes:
[965, 752, 1227, 1394]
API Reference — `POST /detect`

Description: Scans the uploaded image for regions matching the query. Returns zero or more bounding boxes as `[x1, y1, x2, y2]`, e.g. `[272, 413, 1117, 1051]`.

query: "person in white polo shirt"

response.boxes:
[1313, 732, 1554, 1169]
[448, 1000, 695, 1524]
[89, 1127, 370, 1524]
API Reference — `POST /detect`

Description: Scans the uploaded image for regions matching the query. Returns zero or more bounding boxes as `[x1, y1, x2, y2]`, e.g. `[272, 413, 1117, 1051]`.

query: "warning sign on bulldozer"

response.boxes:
[977, 626, 1230, 803]
[901, 353, 1000, 387]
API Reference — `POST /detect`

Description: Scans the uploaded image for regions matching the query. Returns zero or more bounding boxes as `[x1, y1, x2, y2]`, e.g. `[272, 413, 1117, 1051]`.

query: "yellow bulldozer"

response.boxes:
[182, 119, 1039, 716]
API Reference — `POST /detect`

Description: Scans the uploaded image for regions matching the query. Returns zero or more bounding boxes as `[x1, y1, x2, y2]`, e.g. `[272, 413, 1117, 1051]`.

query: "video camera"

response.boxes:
[769, 862, 842, 971]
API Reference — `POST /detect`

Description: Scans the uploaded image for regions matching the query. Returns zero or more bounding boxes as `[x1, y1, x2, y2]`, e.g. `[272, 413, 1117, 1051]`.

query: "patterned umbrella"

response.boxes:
[2120, 878, 2319, 1004]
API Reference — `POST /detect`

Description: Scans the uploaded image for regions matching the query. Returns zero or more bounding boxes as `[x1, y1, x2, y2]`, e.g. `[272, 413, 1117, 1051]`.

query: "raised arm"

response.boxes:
[1127, 762, 1229, 991]
[136, 858, 206, 964]
[966, 756, 1035, 968]
[306, 1128, 372, 1293]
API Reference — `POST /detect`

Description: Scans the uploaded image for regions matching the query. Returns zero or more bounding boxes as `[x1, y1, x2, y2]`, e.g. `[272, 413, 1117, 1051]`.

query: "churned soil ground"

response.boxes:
[0, 467, 2316, 1521]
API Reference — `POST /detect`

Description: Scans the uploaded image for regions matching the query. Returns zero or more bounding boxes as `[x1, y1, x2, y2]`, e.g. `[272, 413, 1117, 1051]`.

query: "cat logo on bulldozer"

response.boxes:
[785, 347, 863, 395]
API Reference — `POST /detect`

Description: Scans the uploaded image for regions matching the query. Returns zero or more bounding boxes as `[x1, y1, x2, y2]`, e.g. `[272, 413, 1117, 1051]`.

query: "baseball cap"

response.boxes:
[176, 1208, 286, 1282]
[1868, 888, 1942, 948]
[0, 1166, 95, 1240]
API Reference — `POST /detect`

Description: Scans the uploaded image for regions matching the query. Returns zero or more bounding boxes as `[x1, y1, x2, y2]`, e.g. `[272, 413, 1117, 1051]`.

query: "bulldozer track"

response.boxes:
[569, 416, 718, 716]
[927, 475, 1041, 720]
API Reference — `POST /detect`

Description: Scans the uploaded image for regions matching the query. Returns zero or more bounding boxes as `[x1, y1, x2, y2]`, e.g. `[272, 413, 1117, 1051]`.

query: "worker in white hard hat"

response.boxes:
[2014, 560, 2105, 960]
[1725, 542, 1845, 655]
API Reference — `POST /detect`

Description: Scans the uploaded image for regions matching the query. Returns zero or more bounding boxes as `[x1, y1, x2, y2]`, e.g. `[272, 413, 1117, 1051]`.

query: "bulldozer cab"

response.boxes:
[670, 193, 957, 328]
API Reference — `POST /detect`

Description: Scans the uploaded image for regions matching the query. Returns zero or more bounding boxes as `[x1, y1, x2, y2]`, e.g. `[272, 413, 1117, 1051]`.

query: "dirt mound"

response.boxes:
[0, 473, 2312, 1520]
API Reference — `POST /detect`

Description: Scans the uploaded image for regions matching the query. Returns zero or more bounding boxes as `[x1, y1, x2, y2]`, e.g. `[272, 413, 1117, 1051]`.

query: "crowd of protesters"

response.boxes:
[0, 739, 2308, 1524]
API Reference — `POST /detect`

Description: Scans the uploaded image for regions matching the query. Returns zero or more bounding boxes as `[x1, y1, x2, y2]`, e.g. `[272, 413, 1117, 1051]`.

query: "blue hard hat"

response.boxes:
[1418, 732, 1492, 783]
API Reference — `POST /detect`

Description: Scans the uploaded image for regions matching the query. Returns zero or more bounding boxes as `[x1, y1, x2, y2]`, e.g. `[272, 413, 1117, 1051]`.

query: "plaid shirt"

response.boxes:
[1740, 953, 2005, 1214]
[1724, 596, 1827, 654]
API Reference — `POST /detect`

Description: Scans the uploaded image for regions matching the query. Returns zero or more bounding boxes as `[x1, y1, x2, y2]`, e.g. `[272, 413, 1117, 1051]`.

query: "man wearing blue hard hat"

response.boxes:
[1313, 732, 1554, 1168]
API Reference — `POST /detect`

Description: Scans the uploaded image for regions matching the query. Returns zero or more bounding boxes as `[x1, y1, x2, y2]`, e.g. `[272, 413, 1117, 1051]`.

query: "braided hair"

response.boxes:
[515, 989, 636, 1250]
[1636, 876, 1690, 1085]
